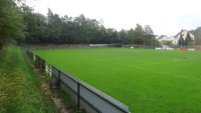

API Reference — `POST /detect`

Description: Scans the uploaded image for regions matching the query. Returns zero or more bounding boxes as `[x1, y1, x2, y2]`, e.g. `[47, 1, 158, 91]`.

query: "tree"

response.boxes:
[47, 9, 62, 43]
[18, 5, 160, 46]
[133, 24, 144, 44]
[106, 28, 118, 43]
[127, 28, 135, 44]
[143, 25, 155, 47]
[185, 32, 193, 47]
[20, 4, 48, 44]
[0, 0, 25, 49]
[144, 25, 154, 35]
[118, 29, 127, 44]
[20, 4, 34, 43]
[178, 35, 185, 47]
[96, 25, 108, 43]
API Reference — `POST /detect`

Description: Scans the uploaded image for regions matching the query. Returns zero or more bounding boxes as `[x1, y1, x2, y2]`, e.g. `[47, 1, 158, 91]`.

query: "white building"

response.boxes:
[173, 29, 194, 45]
[156, 29, 195, 45]
[156, 35, 174, 44]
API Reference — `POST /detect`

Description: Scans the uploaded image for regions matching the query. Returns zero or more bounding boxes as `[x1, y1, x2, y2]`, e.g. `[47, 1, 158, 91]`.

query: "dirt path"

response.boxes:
[30, 62, 70, 113]
[41, 81, 70, 113]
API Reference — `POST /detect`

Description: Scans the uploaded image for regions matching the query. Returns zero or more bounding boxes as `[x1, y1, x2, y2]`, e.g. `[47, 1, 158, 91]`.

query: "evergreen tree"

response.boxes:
[178, 35, 185, 47]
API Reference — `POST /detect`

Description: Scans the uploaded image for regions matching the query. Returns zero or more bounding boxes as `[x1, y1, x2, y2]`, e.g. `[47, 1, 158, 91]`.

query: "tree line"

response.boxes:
[21, 5, 159, 46]
[1, 1, 160, 49]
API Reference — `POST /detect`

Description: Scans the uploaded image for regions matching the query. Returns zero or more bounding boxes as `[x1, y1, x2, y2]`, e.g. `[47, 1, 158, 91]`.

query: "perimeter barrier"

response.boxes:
[26, 50, 130, 113]
[155, 47, 201, 51]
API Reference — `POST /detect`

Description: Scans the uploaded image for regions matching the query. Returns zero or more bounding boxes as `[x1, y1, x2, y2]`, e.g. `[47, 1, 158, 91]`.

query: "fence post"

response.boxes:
[77, 83, 80, 109]
[42, 59, 45, 71]
[39, 57, 42, 69]
[49, 63, 51, 76]
[34, 56, 38, 68]
[58, 70, 61, 87]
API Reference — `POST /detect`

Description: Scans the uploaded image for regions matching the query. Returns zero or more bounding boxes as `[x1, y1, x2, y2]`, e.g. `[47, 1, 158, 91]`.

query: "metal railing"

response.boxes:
[26, 50, 130, 113]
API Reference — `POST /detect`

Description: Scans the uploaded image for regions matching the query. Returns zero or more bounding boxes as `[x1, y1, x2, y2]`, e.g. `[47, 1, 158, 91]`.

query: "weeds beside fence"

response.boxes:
[0, 46, 60, 113]
[26, 49, 130, 113]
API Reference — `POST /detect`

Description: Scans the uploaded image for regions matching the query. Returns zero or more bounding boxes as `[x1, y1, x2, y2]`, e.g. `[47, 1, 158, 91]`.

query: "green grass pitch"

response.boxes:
[33, 48, 201, 113]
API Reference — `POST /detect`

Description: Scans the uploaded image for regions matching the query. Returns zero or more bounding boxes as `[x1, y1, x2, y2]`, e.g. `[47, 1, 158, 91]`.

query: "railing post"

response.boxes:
[58, 70, 61, 87]
[49, 63, 51, 76]
[39, 58, 42, 69]
[34, 56, 37, 68]
[42, 59, 45, 71]
[77, 83, 80, 109]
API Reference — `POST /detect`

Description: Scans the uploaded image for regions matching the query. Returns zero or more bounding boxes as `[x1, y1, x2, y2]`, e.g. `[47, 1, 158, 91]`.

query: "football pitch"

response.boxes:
[33, 48, 201, 113]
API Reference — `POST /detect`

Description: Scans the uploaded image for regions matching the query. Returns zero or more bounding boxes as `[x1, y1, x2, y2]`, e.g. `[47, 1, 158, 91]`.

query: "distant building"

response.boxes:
[173, 29, 194, 45]
[156, 29, 195, 46]
[155, 35, 174, 44]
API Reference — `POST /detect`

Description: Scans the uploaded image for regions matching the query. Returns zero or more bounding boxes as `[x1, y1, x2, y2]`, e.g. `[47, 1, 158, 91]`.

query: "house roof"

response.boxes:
[174, 29, 194, 40]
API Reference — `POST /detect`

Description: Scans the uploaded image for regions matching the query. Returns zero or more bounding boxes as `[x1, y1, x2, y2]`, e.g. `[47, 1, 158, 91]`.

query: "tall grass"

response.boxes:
[0, 46, 59, 113]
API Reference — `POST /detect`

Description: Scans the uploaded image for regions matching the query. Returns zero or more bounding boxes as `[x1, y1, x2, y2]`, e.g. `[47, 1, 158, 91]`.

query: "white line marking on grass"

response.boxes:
[131, 66, 201, 81]
[138, 61, 176, 66]
[98, 59, 201, 82]
[131, 58, 186, 67]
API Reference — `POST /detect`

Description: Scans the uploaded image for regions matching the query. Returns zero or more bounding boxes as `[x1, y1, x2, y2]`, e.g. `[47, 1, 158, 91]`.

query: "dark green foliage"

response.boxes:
[20, 4, 48, 44]
[47, 9, 62, 43]
[133, 24, 144, 44]
[0, 0, 167, 47]
[185, 32, 193, 46]
[22, 8, 118, 44]
[0, 1, 159, 46]
[0, 0, 25, 49]
[178, 35, 185, 46]
[143, 25, 156, 47]
[20, 7, 158, 45]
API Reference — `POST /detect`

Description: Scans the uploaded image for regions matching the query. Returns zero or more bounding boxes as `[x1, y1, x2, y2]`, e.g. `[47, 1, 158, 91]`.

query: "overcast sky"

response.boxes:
[26, 0, 201, 36]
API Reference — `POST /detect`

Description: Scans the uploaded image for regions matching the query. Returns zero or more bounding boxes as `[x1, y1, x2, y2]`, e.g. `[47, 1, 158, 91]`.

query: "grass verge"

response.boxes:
[0, 46, 86, 113]
[0, 46, 60, 113]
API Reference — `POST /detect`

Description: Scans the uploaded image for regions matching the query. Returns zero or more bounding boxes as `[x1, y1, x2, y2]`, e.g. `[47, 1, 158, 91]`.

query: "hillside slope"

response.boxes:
[190, 27, 201, 45]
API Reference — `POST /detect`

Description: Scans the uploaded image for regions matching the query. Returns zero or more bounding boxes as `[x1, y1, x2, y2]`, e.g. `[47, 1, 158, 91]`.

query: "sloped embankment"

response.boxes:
[0, 46, 59, 113]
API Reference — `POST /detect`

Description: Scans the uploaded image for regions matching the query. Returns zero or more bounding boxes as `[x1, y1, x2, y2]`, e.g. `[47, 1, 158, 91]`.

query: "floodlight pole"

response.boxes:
[194, 37, 195, 48]
[180, 35, 183, 47]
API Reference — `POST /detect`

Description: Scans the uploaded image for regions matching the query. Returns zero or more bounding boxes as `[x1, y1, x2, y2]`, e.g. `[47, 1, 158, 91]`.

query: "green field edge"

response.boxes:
[0, 46, 86, 113]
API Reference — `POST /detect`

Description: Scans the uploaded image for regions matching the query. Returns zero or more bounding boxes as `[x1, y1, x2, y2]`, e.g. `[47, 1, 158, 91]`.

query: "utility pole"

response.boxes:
[180, 34, 183, 48]
[194, 37, 195, 48]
